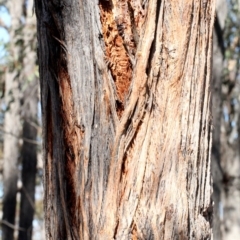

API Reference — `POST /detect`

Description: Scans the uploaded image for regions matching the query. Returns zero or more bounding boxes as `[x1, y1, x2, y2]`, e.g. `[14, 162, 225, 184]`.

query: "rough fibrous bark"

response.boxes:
[35, 0, 215, 239]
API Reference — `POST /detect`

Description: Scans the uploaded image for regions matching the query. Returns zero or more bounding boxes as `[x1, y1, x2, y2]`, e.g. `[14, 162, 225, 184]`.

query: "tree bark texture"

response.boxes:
[35, 0, 215, 239]
[2, 0, 24, 239]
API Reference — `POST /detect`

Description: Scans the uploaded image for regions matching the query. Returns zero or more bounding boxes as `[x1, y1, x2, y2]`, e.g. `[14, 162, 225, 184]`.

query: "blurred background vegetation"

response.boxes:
[0, 0, 239, 239]
[0, 0, 43, 239]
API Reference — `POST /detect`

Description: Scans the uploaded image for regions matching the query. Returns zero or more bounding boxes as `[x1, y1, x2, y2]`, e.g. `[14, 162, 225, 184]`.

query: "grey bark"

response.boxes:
[35, 0, 215, 239]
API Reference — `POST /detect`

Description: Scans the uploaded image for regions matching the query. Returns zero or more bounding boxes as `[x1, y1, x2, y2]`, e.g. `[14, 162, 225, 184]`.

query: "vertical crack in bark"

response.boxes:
[99, 0, 146, 117]
[58, 60, 85, 239]
[130, 221, 138, 240]
[99, 0, 132, 117]
[113, 219, 120, 239]
[99, 1, 157, 237]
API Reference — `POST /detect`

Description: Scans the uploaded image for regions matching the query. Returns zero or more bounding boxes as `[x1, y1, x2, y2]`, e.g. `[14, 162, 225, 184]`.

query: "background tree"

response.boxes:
[211, 0, 227, 238]
[35, 0, 215, 239]
[2, 1, 23, 238]
[220, 0, 240, 238]
[18, 0, 39, 238]
[0, 0, 41, 239]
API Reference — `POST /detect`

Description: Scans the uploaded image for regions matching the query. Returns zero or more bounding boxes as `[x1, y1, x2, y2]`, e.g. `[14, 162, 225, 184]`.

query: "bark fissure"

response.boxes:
[104, 9, 157, 240]
[99, 0, 133, 117]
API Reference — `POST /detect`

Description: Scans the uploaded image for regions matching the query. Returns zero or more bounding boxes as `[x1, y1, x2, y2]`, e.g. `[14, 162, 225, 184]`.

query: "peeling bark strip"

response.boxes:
[35, 0, 215, 239]
[36, 1, 83, 238]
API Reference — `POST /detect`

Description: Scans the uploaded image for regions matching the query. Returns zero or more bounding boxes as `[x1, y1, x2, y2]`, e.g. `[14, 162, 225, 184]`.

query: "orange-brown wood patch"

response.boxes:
[99, 1, 134, 117]
[58, 67, 85, 229]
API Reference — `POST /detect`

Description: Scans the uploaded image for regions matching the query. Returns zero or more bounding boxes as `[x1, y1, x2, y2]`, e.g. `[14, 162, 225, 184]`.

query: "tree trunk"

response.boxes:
[17, 0, 38, 239]
[211, 29, 223, 240]
[211, 0, 227, 238]
[18, 86, 38, 240]
[220, 0, 240, 237]
[2, 1, 23, 239]
[35, 0, 215, 239]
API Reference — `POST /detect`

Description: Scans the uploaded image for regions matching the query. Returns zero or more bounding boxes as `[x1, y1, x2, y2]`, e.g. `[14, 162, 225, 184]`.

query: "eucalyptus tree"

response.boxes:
[35, 0, 215, 239]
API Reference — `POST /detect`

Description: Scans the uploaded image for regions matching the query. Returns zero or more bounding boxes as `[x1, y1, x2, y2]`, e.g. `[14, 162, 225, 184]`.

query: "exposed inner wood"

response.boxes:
[58, 65, 85, 236]
[99, 0, 146, 117]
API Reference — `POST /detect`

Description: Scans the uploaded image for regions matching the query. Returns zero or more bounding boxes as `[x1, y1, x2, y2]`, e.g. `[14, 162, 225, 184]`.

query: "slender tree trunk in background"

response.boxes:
[2, 1, 24, 239]
[18, 82, 38, 240]
[211, 0, 227, 238]
[211, 30, 223, 240]
[35, 0, 215, 239]
[221, 74, 240, 238]
[221, 0, 240, 237]
[18, 1, 38, 236]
